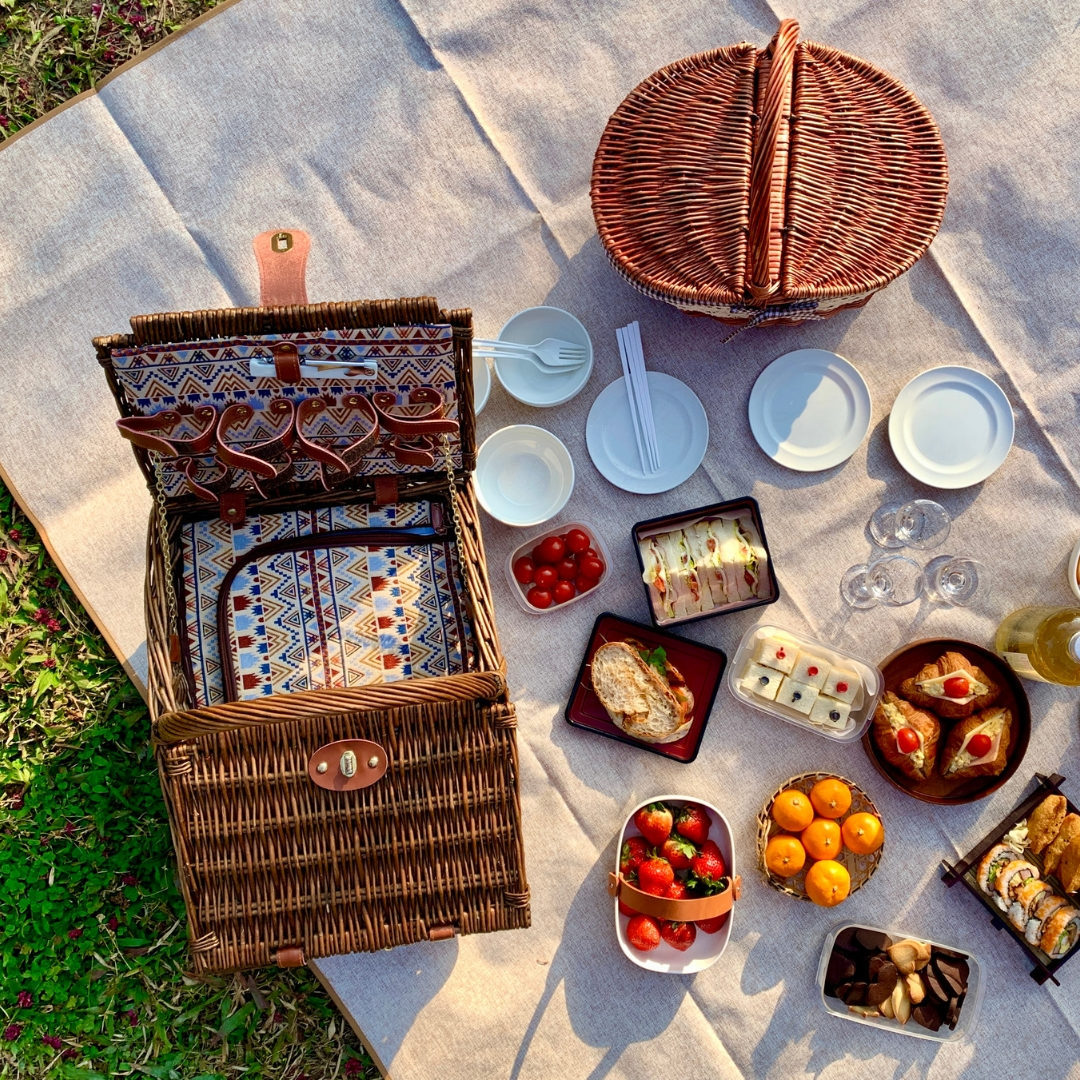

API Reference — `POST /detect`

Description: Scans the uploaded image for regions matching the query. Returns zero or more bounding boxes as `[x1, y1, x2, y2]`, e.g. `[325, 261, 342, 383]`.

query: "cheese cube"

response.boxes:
[822, 668, 861, 705]
[790, 653, 831, 690]
[777, 678, 819, 715]
[810, 697, 852, 730]
[740, 661, 782, 701]
[751, 633, 798, 675]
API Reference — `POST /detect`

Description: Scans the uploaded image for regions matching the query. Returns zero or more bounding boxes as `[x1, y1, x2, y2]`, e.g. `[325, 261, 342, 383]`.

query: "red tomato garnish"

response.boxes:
[512, 556, 535, 585]
[575, 575, 598, 593]
[553, 580, 576, 604]
[896, 727, 920, 755]
[578, 555, 605, 580]
[534, 536, 565, 564]
[533, 566, 558, 590]
[526, 587, 552, 609]
[967, 733, 993, 758]
[556, 558, 578, 580]
[943, 676, 970, 698]
[565, 529, 590, 554]
[836, 682, 848, 693]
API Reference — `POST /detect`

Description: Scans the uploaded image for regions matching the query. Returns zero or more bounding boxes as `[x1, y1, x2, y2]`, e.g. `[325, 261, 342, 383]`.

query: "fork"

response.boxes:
[473, 337, 588, 370]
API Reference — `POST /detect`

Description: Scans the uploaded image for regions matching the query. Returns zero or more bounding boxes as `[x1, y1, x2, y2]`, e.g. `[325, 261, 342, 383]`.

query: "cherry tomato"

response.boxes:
[553, 580, 576, 604]
[943, 676, 970, 698]
[526, 587, 553, 609]
[533, 565, 558, 590]
[534, 536, 565, 565]
[584, 547, 598, 557]
[896, 727, 920, 755]
[578, 554, 605, 580]
[512, 556, 536, 585]
[575, 575, 598, 593]
[564, 528, 590, 554]
[556, 558, 578, 580]
[967, 733, 993, 758]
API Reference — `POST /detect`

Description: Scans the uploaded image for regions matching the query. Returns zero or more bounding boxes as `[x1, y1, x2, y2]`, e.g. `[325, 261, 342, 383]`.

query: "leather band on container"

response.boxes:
[606, 871, 741, 921]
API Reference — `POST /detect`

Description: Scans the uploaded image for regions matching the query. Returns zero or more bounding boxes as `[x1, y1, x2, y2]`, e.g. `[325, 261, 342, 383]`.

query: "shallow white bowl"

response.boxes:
[475, 424, 574, 527]
[493, 306, 593, 408]
[473, 355, 492, 416]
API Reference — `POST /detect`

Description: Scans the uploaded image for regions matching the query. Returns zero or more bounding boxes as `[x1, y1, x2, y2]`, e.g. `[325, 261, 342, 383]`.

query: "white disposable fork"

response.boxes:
[473, 337, 587, 370]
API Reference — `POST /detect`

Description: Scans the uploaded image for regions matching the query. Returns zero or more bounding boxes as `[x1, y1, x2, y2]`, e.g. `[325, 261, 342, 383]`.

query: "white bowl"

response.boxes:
[474, 355, 492, 416]
[493, 306, 594, 408]
[475, 424, 574, 527]
[1070, 537, 1080, 602]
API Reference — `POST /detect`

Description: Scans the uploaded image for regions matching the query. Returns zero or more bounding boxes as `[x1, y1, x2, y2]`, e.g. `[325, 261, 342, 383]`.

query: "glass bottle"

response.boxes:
[995, 606, 1080, 686]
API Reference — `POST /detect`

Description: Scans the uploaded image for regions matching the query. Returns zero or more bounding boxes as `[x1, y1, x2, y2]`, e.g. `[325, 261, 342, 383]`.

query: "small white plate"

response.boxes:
[888, 366, 1014, 489]
[748, 349, 872, 471]
[586, 372, 708, 494]
[473, 355, 492, 416]
[475, 424, 574, 527]
[494, 306, 594, 408]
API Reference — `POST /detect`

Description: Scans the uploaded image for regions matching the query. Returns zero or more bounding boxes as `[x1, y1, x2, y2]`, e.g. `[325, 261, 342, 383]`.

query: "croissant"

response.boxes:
[899, 650, 1000, 719]
[939, 707, 1012, 779]
[872, 691, 940, 780]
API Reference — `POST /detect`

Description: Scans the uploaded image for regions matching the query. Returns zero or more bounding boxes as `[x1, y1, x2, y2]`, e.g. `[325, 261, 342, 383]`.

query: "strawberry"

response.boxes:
[675, 803, 711, 846]
[660, 834, 697, 871]
[660, 921, 697, 952]
[618, 897, 639, 918]
[637, 856, 675, 896]
[663, 878, 690, 901]
[688, 840, 728, 895]
[620, 835, 652, 879]
[633, 803, 673, 847]
[696, 913, 729, 935]
[626, 914, 661, 952]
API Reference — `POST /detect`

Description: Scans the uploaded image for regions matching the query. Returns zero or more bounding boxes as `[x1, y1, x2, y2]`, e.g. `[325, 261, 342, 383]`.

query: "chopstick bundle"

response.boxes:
[616, 322, 660, 474]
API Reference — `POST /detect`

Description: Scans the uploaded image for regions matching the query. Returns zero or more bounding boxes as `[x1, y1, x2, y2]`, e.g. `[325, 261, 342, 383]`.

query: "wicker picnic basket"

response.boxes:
[93, 268, 530, 973]
[591, 20, 948, 331]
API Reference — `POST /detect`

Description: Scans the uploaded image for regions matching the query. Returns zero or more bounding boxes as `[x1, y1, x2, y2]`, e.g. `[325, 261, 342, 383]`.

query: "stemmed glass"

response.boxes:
[868, 499, 951, 550]
[923, 555, 988, 606]
[841, 555, 925, 610]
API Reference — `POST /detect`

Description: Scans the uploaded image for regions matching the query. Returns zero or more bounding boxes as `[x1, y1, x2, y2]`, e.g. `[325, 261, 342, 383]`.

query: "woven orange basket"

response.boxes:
[590, 20, 948, 331]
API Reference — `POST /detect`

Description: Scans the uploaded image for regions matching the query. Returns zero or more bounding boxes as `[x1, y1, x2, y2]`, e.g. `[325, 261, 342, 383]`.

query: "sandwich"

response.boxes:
[938, 706, 1012, 780]
[591, 638, 695, 743]
[899, 651, 1000, 720]
[871, 691, 940, 780]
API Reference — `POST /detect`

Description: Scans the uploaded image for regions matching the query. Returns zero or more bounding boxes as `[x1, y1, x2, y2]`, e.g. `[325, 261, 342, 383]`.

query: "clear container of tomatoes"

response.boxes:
[505, 522, 611, 613]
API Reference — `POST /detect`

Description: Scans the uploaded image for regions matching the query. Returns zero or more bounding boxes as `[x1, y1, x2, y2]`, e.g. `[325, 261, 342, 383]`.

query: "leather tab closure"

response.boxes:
[373, 477, 399, 506]
[219, 490, 247, 526]
[607, 871, 740, 921]
[253, 229, 310, 307]
[271, 341, 302, 383]
[308, 739, 388, 791]
[273, 946, 305, 967]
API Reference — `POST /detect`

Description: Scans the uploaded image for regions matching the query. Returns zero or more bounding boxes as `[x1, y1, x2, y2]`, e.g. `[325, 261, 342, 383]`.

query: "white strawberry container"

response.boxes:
[609, 794, 739, 974]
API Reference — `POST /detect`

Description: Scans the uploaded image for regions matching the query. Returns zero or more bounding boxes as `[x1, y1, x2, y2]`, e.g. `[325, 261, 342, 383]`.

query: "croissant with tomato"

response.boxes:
[899, 650, 1000, 720]
[872, 691, 940, 780]
[939, 707, 1012, 780]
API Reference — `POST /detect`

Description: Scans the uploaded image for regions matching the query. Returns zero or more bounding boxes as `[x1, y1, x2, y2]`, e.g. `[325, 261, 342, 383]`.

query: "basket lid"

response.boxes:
[591, 20, 948, 312]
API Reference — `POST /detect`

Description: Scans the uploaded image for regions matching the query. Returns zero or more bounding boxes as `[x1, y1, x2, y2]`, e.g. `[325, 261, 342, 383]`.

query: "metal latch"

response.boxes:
[308, 740, 387, 791]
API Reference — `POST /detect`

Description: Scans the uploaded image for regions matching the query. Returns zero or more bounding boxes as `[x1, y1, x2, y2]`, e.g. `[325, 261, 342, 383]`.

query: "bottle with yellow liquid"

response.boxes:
[995, 606, 1080, 686]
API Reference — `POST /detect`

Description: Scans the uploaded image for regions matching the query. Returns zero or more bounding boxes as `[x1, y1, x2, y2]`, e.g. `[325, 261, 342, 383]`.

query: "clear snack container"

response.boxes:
[504, 520, 611, 614]
[727, 623, 882, 742]
[817, 923, 984, 1042]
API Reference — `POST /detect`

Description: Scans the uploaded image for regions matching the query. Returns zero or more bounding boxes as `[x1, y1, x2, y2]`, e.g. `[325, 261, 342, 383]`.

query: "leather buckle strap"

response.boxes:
[216, 398, 296, 497]
[295, 392, 380, 488]
[372, 388, 459, 469]
[116, 404, 218, 458]
[177, 456, 232, 502]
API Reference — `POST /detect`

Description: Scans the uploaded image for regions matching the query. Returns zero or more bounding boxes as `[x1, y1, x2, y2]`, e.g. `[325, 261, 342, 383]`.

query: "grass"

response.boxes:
[0, 5, 382, 1078]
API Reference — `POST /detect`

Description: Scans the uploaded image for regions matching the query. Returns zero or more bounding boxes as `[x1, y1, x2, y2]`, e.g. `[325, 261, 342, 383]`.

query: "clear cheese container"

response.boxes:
[727, 623, 882, 742]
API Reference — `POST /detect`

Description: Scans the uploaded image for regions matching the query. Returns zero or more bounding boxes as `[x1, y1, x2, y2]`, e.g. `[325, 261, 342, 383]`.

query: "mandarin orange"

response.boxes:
[801, 817, 843, 860]
[764, 834, 806, 878]
[804, 859, 851, 907]
[810, 777, 852, 819]
[770, 789, 814, 832]
[842, 812, 884, 855]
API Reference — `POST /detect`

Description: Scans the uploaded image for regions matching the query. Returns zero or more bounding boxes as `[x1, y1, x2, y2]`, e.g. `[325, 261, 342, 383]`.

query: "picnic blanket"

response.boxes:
[2, 0, 1079, 1076]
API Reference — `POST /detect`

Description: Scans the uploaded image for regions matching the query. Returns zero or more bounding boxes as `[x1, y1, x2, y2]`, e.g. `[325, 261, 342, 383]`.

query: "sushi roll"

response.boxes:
[1026, 894, 1070, 945]
[740, 661, 782, 701]
[993, 859, 1039, 912]
[790, 653, 831, 691]
[777, 678, 819, 716]
[977, 843, 1018, 895]
[809, 697, 851, 731]
[1040, 905, 1080, 959]
[1008, 878, 1052, 932]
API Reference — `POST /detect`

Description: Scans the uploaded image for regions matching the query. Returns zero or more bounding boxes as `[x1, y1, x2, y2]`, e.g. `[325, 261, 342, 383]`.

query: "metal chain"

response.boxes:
[440, 432, 470, 600]
[152, 454, 179, 634]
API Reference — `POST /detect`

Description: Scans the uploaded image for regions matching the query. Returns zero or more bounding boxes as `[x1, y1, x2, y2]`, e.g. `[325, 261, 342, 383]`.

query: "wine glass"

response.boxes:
[923, 555, 987, 606]
[841, 555, 925, 609]
[868, 499, 951, 550]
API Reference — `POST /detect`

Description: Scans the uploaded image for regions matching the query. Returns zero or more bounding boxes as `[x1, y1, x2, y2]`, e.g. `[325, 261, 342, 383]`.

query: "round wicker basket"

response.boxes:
[591, 20, 948, 329]
[756, 771, 884, 901]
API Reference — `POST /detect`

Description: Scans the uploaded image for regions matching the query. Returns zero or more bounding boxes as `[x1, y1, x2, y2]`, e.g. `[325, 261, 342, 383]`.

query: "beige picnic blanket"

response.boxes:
[2, 0, 1079, 1077]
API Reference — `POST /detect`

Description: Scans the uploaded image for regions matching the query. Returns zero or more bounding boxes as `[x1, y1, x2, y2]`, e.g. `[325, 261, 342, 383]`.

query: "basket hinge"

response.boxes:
[274, 945, 306, 967]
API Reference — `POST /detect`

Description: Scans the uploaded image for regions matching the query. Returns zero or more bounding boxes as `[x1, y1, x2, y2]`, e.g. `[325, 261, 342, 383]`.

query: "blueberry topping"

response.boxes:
[759, 675, 770, 686]
[792, 692, 802, 701]
[830, 710, 841, 720]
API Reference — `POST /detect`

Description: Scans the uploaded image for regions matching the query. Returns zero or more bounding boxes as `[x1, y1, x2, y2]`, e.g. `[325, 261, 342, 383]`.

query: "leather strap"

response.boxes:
[607, 871, 741, 921]
[372, 387, 459, 469]
[373, 476, 400, 505]
[116, 405, 218, 457]
[295, 393, 380, 487]
[270, 341, 302, 383]
[253, 229, 310, 307]
[177, 457, 232, 503]
[216, 399, 296, 495]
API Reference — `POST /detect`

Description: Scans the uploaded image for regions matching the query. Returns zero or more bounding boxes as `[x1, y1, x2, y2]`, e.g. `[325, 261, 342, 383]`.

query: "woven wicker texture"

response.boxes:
[591, 20, 948, 323]
[755, 771, 883, 901]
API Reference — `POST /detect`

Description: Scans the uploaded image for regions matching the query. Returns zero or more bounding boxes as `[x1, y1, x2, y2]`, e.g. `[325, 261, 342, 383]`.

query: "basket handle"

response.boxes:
[747, 19, 799, 302]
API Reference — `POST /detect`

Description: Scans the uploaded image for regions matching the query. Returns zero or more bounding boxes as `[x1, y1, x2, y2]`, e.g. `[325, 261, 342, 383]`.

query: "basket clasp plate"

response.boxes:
[308, 739, 387, 791]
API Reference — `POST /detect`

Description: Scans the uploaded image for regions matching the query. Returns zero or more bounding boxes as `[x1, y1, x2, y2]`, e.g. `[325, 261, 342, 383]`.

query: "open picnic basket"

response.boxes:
[591, 19, 949, 330]
[92, 235, 530, 972]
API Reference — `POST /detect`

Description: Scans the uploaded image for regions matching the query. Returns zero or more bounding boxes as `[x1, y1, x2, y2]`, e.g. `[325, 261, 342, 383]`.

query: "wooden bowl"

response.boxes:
[861, 638, 1030, 804]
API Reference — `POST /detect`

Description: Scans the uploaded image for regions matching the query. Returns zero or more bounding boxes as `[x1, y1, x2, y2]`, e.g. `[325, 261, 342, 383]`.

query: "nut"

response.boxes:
[887, 938, 932, 975]
[906, 972, 926, 1004]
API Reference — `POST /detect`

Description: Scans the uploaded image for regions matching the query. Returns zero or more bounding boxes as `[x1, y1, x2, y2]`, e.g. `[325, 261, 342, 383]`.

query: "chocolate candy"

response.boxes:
[855, 928, 892, 952]
[826, 952, 856, 991]
[912, 1002, 943, 1031]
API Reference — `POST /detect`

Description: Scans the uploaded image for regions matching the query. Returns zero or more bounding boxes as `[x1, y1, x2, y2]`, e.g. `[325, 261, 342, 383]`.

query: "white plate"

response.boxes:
[475, 424, 574, 527]
[888, 366, 1014, 489]
[473, 355, 491, 415]
[748, 349, 872, 471]
[493, 306, 593, 408]
[586, 372, 708, 494]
